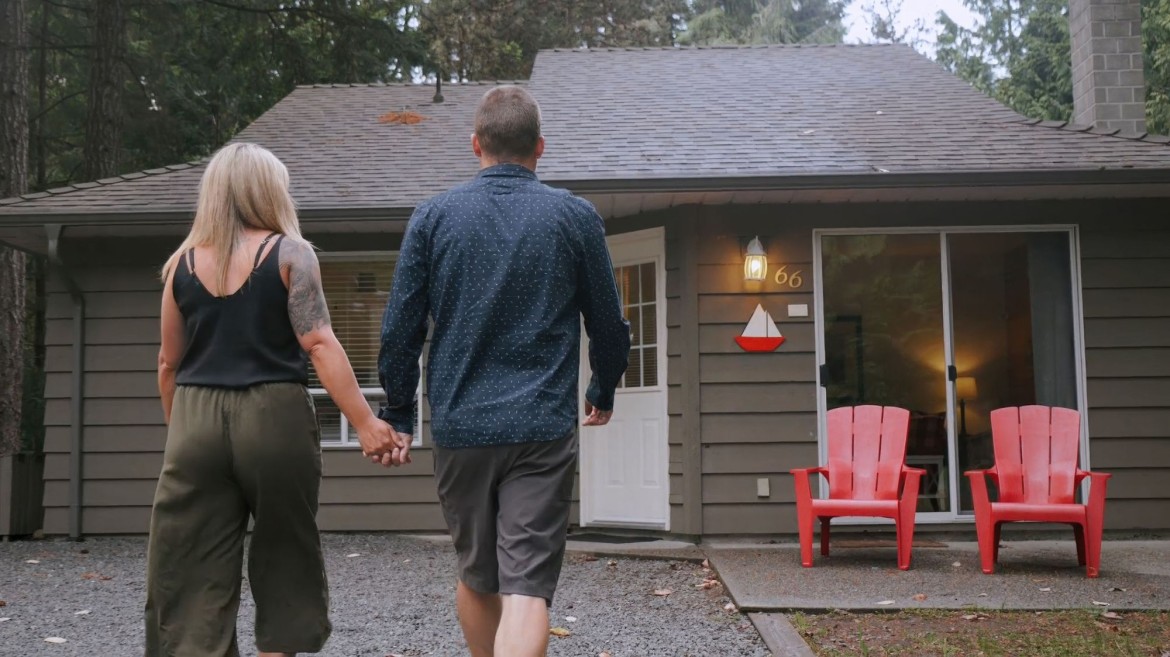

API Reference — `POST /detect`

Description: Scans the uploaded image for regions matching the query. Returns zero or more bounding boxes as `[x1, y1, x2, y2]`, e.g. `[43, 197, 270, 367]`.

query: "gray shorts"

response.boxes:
[434, 432, 578, 604]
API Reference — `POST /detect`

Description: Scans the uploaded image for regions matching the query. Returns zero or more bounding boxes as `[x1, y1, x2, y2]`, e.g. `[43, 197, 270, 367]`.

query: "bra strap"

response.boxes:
[252, 232, 280, 269]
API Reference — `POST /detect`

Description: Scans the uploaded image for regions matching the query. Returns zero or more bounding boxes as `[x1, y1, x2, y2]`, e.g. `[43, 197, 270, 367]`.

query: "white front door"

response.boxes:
[580, 228, 669, 530]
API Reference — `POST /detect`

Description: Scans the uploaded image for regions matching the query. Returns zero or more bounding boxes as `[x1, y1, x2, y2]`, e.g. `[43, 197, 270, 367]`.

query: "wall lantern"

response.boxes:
[743, 236, 768, 282]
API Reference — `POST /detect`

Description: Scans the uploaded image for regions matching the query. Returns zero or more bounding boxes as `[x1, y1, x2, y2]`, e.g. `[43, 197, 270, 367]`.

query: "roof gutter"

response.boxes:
[552, 167, 1170, 195]
[2, 167, 1169, 227]
[45, 224, 84, 541]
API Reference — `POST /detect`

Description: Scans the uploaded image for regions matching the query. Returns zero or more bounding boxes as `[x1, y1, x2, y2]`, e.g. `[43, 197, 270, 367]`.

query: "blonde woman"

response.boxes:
[145, 143, 407, 656]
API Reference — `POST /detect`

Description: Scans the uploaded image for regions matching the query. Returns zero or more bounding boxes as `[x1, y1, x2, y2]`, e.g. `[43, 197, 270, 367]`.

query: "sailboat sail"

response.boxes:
[736, 304, 785, 352]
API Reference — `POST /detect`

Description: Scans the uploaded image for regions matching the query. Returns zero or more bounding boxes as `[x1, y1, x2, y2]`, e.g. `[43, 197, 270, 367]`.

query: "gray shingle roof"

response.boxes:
[0, 82, 512, 216]
[532, 45, 1170, 180]
[3, 44, 1170, 217]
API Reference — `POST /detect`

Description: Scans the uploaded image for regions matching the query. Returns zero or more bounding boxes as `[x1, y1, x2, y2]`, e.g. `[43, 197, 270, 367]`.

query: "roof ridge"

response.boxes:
[0, 159, 209, 208]
[1013, 117, 1170, 144]
[543, 43, 903, 53]
[294, 80, 527, 89]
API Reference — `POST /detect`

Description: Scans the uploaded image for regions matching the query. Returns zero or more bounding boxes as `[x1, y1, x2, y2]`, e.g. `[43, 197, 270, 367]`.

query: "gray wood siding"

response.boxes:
[1078, 221, 1170, 529]
[690, 210, 819, 534]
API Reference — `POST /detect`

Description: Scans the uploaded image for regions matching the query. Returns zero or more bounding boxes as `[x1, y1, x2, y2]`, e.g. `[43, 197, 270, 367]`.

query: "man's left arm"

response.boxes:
[378, 204, 431, 438]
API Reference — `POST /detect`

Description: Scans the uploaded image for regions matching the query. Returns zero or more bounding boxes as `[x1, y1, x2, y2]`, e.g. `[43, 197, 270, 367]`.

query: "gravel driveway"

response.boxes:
[0, 534, 768, 656]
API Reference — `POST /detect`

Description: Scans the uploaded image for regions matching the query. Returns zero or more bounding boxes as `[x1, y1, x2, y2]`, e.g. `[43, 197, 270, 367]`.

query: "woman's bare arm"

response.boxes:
[281, 238, 408, 463]
[158, 268, 186, 424]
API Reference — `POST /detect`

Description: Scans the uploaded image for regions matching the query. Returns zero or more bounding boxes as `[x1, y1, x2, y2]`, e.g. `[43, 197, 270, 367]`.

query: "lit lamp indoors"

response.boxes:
[956, 376, 978, 438]
[744, 236, 767, 282]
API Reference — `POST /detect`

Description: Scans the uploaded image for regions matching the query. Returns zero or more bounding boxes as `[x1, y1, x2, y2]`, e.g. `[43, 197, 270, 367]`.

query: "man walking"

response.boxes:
[377, 86, 630, 657]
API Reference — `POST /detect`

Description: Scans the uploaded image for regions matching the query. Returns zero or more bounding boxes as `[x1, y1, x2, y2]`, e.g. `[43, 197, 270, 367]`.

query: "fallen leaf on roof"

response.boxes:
[599, 653, 612, 657]
[346, 553, 360, 558]
[702, 559, 710, 570]
[952, 562, 962, 568]
[876, 600, 895, 606]
[1110, 587, 1127, 592]
[651, 588, 673, 597]
[696, 578, 719, 590]
[45, 637, 67, 644]
[0, 618, 9, 623]
[583, 555, 598, 562]
[549, 627, 571, 638]
[977, 593, 988, 597]
[1092, 601, 1111, 606]
[75, 610, 90, 616]
[378, 111, 428, 125]
[912, 594, 927, 602]
[1039, 587, 1052, 592]
[0, 600, 5, 607]
[25, 560, 39, 564]
[607, 560, 617, 567]
[724, 602, 737, 612]
[565, 616, 577, 623]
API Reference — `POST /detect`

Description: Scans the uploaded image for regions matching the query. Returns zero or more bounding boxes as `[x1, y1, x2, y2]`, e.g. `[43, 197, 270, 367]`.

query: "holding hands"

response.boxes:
[356, 417, 412, 467]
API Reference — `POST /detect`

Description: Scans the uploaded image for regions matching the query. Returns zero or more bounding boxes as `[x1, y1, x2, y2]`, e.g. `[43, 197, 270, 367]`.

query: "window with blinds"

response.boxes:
[309, 255, 421, 446]
[613, 262, 659, 389]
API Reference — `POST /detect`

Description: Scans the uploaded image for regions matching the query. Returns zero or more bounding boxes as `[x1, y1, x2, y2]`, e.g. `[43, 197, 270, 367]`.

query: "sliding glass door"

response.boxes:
[816, 228, 1083, 519]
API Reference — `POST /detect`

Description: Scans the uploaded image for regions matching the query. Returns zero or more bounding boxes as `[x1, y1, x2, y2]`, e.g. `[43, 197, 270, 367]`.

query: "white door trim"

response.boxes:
[579, 226, 670, 530]
[812, 224, 1088, 524]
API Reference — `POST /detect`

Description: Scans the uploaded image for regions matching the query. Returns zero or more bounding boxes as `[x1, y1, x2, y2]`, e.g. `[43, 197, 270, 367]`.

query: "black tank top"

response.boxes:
[173, 234, 309, 388]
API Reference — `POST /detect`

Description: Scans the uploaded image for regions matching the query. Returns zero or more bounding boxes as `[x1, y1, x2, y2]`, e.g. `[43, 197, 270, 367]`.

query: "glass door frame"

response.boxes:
[811, 224, 1091, 523]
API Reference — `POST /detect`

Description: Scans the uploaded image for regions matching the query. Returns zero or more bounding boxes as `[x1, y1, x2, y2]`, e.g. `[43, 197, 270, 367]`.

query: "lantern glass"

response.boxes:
[744, 236, 767, 281]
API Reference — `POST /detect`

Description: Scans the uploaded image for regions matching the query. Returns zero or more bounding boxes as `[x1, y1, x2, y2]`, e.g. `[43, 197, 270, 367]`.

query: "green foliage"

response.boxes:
[420, 0, 688, 81]
[933, 0, 1072, 122]
[1144, 0, 1170, 134]
[681, 0, 848, 45]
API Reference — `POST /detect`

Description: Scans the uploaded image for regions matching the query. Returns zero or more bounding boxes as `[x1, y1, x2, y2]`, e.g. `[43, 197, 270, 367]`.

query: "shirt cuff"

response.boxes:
[377, 403, 416, 437]
[585, 376, 615, 412]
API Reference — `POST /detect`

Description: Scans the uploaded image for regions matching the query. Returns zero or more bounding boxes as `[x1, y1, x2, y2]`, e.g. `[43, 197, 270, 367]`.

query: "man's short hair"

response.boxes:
[474, 86, 542, 161]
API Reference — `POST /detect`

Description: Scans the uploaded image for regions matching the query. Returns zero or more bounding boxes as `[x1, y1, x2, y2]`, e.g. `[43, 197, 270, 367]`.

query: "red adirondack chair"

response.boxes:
[791, 405, 925, 570]
[966, 405, 1111, 578]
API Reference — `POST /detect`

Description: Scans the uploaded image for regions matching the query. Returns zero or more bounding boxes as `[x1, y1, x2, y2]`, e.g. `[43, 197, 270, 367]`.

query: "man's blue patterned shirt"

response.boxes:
[378, 164, 630, 448]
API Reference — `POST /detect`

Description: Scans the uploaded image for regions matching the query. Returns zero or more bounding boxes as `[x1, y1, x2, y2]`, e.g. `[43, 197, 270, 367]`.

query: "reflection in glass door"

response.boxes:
[820, 234, 952, 514]
[817, 229, 1082, 518]
[948, 232, 1078, 513]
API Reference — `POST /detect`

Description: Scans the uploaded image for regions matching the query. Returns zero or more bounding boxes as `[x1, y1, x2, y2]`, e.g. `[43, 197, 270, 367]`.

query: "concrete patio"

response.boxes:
[704, 537, 1170, 612]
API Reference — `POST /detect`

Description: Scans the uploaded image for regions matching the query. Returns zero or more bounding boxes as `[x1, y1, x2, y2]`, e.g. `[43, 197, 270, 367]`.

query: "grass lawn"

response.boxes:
[790, 609, 1170, 657]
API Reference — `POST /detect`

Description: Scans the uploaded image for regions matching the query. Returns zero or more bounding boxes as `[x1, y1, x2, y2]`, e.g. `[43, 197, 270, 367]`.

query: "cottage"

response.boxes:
[2, 2, 1169, 540]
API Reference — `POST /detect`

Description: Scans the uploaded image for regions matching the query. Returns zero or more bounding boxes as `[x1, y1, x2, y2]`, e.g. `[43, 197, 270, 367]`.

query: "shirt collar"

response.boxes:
[477, 163, 538, 180]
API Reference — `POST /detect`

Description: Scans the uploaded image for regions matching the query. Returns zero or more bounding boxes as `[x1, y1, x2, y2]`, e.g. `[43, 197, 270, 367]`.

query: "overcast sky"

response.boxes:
[844, 0, 979, 48]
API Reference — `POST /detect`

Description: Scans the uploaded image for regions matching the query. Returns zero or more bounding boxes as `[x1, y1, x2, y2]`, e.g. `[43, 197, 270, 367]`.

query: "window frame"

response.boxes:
[309, 251, 423, 448]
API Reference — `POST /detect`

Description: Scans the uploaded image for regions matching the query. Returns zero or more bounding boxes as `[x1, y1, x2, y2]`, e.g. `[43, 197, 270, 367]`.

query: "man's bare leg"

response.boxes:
[494, 594, 549, 657]
[457, 580, 503, 657]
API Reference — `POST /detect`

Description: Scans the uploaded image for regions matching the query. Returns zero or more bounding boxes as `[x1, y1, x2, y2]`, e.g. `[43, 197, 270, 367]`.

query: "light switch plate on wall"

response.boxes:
[757, 477, 770, 498]
[788, 304, 809, 318]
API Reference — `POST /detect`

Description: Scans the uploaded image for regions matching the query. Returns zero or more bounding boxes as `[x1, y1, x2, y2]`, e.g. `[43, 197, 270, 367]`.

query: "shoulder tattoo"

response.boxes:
[280, 239, 331, 336]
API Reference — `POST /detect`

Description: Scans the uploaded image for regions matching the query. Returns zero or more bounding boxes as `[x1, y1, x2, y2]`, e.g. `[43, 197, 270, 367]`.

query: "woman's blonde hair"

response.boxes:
[161, 142, 303, 292]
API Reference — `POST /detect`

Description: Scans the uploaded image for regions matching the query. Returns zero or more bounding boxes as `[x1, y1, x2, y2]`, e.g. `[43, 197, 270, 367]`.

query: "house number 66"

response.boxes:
[774, 266, 804, 288]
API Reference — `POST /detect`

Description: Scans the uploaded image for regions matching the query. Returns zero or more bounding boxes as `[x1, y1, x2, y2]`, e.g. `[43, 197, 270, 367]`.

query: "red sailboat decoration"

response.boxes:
[735, 304, 785, 352]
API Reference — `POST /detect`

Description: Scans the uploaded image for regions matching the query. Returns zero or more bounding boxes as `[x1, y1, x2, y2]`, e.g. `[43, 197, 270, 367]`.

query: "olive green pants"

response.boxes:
[144, 383, 330, 656]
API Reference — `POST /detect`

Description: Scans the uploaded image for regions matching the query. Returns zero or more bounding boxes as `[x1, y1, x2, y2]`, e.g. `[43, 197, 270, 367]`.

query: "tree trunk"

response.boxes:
[82, 0, 125, 180]
[0, 0, 30, 456]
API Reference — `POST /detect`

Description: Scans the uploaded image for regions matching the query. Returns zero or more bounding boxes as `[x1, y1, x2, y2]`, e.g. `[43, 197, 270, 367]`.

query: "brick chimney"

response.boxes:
[1069, 0, 1146, 133]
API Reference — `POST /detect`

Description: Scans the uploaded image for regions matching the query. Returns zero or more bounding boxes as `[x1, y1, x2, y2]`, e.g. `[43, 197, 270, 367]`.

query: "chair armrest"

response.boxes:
[790, 466, 829, 480]
[1077, 470, 1111, 510]
[965, 468, 996, 508]
[790, 467, 828, 506]
[1075, 469, 1112, 485]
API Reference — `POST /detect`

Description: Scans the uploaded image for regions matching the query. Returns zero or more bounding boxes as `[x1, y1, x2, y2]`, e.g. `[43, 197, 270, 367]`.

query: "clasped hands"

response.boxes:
[356, 418, 412, 467]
